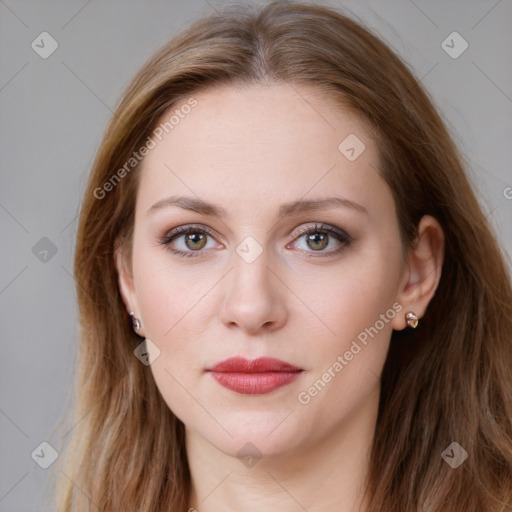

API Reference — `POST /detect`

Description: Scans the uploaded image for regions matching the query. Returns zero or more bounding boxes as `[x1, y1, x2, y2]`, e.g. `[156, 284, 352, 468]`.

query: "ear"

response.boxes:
[114, 236, 140, 321]
[392, 215, 445, 330]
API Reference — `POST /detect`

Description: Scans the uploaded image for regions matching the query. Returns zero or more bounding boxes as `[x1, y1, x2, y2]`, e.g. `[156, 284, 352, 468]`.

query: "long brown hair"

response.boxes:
[50, 2, 512, 510]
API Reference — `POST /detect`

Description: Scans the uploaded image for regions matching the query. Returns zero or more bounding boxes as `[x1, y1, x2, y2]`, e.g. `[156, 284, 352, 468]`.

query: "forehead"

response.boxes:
[136, 82, 388, 221]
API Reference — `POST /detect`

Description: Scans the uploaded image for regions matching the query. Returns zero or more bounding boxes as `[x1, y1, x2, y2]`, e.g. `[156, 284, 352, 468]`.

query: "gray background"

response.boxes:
[1, 0, 511, 510]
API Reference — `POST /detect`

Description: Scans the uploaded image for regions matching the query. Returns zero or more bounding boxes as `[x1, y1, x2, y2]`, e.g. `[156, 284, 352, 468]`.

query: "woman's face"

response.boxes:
[118, 83, 409, 458]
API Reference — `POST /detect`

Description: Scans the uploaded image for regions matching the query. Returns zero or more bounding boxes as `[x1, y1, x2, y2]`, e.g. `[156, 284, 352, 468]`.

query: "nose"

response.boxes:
[219, 249, 288, 335]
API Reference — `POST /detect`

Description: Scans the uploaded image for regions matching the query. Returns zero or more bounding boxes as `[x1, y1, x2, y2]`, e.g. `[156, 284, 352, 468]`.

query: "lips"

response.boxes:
[207, 357, 304, 395]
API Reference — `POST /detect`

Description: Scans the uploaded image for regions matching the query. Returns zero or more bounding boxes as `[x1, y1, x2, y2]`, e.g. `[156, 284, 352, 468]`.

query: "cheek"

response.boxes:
[132, 243, 215, 343]
[133, 261, 212, 426]
[292, 260, 399, 424]
[311, 253, 401, 344]
[296, 245, 402, 409]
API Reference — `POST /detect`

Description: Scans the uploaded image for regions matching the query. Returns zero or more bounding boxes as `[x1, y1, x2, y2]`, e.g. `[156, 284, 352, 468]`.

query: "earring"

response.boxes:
[129, 312, 141, 331]
[405, 311, 419, 328]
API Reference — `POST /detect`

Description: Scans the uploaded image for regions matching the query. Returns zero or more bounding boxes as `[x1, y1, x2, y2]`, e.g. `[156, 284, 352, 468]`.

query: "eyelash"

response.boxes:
[158, 223, 352, 259]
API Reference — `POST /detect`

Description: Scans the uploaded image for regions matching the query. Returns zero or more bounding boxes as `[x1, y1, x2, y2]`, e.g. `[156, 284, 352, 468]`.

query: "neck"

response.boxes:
[186, 386, 379, 512]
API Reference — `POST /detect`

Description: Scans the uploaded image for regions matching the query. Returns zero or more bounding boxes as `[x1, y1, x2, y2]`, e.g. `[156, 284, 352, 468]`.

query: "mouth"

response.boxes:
[206, 357, 304, 395]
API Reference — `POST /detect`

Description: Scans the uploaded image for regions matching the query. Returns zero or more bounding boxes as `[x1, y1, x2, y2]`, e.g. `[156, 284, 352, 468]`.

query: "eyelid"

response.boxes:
[290, 222, 350, 241]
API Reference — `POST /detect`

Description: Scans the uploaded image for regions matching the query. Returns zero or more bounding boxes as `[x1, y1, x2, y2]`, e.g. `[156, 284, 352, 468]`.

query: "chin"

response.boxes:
[193, 409, 314, 461]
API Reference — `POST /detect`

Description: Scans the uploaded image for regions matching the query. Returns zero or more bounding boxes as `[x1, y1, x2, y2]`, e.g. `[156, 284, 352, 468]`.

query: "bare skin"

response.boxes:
[115, 82, 444, 511]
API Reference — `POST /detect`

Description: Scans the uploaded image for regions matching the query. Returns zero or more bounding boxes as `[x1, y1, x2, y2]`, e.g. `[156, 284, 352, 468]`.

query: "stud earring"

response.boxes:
[129, 312, 141, 331]
[405, 311, 419, 328]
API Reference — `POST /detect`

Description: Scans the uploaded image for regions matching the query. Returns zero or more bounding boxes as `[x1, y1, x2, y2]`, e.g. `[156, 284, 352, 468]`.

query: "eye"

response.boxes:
[288, 223, 352, 257]
[159, 225, 220, 258]
[159, 222, 352, 259]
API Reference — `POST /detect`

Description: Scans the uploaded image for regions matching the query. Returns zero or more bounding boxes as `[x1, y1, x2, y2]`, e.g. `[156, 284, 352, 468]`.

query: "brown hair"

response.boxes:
[50, 2, 512, 510]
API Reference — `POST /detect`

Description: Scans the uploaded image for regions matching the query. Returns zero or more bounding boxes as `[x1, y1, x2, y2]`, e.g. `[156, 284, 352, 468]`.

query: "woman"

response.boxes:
[52, 2, 512, 511]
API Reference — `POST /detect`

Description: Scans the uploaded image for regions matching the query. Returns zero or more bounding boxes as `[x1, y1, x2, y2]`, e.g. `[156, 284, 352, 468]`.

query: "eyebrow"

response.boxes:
[146, 195, 368, 218]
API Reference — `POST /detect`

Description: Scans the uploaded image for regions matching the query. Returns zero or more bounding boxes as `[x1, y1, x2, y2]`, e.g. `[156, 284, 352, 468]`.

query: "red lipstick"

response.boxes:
[207, 357, 303, 395]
